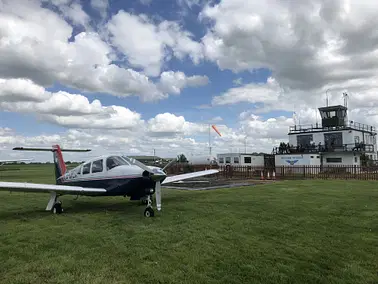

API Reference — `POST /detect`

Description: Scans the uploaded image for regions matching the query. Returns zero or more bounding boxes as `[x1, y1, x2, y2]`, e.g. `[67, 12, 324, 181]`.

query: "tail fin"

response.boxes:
[52, 145, 66, 183]
[13, 145, 91, 184]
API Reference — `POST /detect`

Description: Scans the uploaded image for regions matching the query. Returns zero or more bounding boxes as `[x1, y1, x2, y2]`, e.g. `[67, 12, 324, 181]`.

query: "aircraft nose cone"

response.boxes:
[150, 168, 166, 181]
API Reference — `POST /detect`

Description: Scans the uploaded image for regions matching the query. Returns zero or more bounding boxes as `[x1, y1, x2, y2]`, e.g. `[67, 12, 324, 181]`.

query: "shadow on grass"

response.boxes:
[0, 199, 148, 221]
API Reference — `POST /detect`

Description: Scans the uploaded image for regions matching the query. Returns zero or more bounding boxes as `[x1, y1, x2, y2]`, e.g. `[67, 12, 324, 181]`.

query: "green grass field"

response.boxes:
[1, 164, 378, 284]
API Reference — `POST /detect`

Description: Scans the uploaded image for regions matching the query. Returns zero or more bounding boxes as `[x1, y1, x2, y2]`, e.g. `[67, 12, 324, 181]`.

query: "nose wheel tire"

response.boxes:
[144, 207, 154, 217]
[52, 201, 63, 214]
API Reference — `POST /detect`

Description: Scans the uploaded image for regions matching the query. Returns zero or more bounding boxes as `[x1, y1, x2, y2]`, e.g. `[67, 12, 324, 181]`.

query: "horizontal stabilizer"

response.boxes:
[13, 147, 91, 152]
[0, 181, 106, 194]
[161, 169, 219, 185]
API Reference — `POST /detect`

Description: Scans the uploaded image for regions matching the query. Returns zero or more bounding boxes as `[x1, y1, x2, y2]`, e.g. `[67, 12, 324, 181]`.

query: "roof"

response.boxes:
[217, 152, 266, 156]
[318, 105, 347, 111]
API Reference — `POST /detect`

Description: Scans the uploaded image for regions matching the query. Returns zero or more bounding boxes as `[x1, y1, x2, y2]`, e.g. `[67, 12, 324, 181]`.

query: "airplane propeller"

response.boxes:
[125, 157, 155, 175]
[123, 156, 164, 212]
[162, 158, 177, 173]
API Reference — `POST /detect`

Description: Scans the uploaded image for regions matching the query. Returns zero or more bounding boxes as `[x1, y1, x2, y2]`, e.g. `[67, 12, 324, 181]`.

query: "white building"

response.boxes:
[216, 153, 265, 167]
[274, 104, 377, 171]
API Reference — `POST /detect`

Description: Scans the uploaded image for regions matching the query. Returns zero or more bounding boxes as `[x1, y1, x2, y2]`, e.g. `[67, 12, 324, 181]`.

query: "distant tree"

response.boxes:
[177, 154, 188, 163]
[361, 154, 374, 167]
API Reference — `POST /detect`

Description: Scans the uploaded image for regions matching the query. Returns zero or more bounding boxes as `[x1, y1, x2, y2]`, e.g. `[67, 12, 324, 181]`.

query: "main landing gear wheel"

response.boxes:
[144, 207, 154, 217]
[52, 201, 63, 214]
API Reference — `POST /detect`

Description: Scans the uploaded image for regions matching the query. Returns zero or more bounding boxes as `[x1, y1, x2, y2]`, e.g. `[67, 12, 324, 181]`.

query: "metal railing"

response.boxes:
[289, 121, 376, 134]
[272, 143, 375, 154]
[166, 164, 378, 180]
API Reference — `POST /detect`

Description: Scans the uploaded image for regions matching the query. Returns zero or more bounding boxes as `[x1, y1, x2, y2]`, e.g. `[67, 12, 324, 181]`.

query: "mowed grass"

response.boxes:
[1, 164, 378, 284]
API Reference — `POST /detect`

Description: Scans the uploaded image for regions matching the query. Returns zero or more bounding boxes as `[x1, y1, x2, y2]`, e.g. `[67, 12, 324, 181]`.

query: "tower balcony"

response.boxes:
[273, 143, 375, 155]
[289, 121, 376, 135]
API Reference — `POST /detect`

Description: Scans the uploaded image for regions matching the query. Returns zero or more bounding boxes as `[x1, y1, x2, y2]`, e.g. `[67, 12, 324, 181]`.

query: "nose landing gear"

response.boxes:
[143, 194, 155, 217]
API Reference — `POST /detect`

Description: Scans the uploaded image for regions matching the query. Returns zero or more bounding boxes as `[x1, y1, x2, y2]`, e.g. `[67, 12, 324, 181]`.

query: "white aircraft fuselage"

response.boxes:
[0, 145, 219, 217]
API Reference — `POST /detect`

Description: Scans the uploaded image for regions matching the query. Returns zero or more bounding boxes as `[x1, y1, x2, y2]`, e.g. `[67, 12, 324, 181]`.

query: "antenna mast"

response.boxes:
[326, 89, 330, 107]
[208, 123, 211, 155]
[343, 92, 348, 108]
[244, 136, 247, 153]
[343, 92, 349, 124]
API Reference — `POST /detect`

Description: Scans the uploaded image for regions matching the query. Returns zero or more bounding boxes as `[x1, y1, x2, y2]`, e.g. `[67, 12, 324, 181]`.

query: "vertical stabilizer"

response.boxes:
[12, 145, 91, 185]
[52, 145, 66, 183]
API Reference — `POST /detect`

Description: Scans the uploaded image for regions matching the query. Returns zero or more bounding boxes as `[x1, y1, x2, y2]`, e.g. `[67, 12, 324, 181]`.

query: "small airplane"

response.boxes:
[0, 145, 219, 217]
[0, 158, 33, 166]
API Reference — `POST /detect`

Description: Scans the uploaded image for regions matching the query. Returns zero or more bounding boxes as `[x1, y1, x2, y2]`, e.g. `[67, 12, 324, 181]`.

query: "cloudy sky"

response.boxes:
[1, 0, 378, 162]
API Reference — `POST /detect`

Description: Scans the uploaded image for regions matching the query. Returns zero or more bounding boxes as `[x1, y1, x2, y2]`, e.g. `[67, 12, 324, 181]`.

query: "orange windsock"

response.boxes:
[212, 125, 222, 136]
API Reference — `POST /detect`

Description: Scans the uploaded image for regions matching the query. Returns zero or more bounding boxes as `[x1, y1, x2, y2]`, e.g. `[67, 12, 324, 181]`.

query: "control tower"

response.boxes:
[273, 98, 377, 168]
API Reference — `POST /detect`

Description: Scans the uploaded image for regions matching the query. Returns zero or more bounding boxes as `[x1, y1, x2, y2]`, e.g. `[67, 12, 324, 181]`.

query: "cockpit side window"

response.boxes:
[106, 156, 128, 171]
[82, 162, 91, 174]
[92, 159, 103, 173]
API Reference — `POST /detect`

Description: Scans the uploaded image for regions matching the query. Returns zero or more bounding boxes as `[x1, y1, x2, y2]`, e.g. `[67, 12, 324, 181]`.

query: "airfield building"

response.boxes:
[273, 104, 377, 171]
[216, 153, 274, 169]
[217, 153, 264, 167]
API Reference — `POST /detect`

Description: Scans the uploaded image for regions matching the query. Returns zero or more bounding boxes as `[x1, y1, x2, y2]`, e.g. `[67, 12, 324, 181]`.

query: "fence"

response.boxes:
[165, 163, 378, 181]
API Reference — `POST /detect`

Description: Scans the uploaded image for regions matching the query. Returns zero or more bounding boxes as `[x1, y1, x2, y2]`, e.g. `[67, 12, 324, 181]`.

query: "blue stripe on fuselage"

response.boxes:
[62, 176, 155, 197]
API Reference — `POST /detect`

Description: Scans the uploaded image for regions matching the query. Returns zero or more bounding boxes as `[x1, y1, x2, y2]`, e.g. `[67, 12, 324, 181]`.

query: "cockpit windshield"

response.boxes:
[106, 156, 129, 170]
[121, 155, 136, 165]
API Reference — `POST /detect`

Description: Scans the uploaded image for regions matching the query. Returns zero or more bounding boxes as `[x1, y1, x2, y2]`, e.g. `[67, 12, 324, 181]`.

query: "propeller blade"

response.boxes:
[155, 181, 162, 211]
[162, 159, 176, 172]
[123, 156, 154, 174]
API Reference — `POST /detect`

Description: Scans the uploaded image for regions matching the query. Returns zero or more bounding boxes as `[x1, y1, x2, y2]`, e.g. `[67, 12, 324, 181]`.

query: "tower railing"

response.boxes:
[289, 121, 376, 134]
[272, 143, 375, 155]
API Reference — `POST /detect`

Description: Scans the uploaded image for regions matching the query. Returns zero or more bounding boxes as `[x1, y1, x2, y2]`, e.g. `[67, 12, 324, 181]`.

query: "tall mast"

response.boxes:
[208, 123, 211, 155]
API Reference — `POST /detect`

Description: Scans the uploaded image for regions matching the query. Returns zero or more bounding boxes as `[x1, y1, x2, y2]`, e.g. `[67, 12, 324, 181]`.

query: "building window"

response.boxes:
[354, 157, 358, 163]
[225, 157, 231, 163]
[324, 132, 343, 148]
[82, 162, 91, 174]
[311, 156, 314, 158]
[326, 157, 342, 163]
[297, 134, 313, 147]
[244, 157, 252, 163]
[234, 157, 239, 163]
[91, 159, 103, 173]
[219, 157, 224, 163]
[316, 156, 320, 158]
[354, 136, 360, 143]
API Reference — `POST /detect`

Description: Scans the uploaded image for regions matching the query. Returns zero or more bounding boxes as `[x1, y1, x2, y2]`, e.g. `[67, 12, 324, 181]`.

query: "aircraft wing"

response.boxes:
[0, 181, 106, 194]
[161, 169, 219, 185]
[0, 158, 33, 164]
